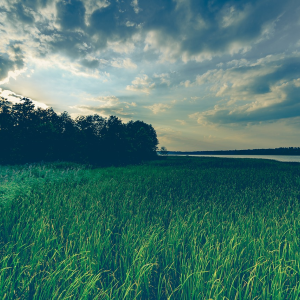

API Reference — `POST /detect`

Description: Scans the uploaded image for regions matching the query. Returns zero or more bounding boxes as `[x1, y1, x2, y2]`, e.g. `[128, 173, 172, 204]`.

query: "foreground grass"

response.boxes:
[0, 157, 300, 299]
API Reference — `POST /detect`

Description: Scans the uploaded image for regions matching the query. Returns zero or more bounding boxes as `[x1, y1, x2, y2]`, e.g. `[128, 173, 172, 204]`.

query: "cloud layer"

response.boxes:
[1, 0, 300, 150]
[186, 53, 300, 125]
[2, 0, 298, 76]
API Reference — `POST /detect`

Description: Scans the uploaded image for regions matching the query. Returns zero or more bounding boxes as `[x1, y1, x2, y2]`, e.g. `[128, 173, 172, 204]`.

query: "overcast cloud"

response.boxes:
[0, 0, 300, 150]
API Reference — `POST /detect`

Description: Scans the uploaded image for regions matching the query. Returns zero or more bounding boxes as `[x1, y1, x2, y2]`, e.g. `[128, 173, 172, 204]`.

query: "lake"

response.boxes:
[169, 154, 300, 163]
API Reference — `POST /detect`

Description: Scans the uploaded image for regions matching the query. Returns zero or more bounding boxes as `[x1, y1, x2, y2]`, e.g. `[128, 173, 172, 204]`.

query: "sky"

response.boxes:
[0, 0, 300, 151]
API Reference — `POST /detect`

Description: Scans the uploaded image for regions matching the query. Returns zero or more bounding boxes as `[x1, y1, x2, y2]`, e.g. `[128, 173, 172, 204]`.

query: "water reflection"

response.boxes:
[169, 155, 300, 163]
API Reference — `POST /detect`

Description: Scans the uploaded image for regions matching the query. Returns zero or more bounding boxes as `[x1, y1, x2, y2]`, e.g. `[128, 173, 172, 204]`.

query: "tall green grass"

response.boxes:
[1, 157, 300, 299]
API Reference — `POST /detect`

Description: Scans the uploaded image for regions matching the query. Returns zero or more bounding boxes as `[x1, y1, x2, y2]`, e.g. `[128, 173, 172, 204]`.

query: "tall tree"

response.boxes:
[0, 97, 160, 165]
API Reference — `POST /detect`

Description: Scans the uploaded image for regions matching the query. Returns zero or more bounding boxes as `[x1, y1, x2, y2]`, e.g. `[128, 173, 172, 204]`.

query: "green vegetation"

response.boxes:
[1, 157, 300, 299]
[0, 97, 158, 165]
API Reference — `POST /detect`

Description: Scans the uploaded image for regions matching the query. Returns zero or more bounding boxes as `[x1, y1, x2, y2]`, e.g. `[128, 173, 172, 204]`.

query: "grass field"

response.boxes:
[1, 157, 300, 299]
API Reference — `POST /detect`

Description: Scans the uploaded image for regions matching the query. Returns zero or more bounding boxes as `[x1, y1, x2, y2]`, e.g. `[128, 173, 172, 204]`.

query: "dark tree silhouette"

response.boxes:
[126, 120, 159, 161]
[0, 98, 14, 161]
[75, 114, 106, 164]
[159, 146, 168, 156]
[0, 97, 159, 165]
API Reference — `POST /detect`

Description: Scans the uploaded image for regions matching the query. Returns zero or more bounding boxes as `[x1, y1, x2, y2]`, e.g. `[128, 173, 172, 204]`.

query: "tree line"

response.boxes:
[0, 97, 159, 165]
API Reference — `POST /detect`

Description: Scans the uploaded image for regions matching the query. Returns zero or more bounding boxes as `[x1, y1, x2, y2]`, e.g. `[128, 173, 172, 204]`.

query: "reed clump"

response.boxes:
[1, 157, 300, 299]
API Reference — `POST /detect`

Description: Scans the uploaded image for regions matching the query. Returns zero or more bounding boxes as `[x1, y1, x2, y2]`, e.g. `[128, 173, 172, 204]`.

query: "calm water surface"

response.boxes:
[170, 154, 300, 163]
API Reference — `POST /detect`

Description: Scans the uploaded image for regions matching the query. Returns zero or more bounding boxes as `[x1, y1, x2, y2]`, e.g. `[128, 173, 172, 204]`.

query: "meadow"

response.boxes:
[0, 156, 300, 299]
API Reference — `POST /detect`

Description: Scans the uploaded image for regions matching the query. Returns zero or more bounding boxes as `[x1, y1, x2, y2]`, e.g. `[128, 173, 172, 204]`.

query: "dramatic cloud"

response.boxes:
[141, 0, 295, 62]
[1, 0, 300, 150]
[0, 44, 26, 83]
[186, 53, 300, 125]
[0, 88, 48, 109]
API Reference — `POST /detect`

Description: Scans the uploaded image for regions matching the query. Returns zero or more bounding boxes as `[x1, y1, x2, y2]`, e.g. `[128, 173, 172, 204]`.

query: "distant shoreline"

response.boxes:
[163, 147, 300, 156]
